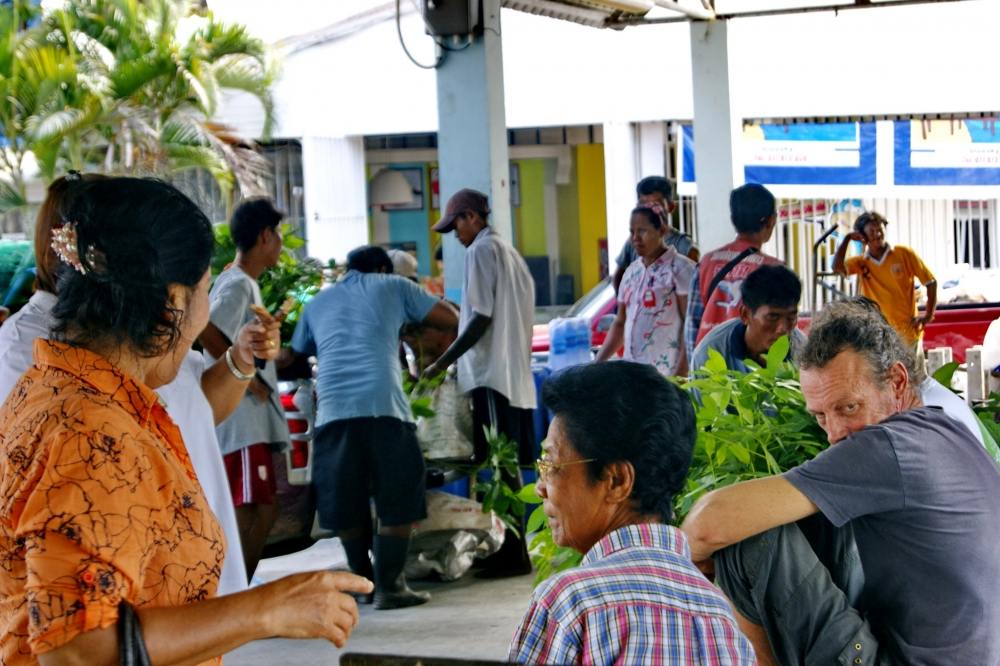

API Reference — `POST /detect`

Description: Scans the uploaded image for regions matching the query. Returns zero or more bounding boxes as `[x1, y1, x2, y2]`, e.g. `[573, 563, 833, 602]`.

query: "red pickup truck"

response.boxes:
[532, 277, 999, 364]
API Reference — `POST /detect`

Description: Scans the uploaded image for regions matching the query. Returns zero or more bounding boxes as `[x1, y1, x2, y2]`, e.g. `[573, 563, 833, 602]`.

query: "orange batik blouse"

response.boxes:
[0, 340, 224, 665]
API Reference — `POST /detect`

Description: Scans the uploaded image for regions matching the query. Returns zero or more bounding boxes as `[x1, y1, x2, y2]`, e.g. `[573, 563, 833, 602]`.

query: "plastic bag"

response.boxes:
[406, 491, 505, 581]
[416, 376, 474, 460]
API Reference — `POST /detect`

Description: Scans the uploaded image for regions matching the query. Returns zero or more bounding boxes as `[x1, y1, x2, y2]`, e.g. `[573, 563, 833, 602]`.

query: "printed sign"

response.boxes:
[894, 119, 1000, 186]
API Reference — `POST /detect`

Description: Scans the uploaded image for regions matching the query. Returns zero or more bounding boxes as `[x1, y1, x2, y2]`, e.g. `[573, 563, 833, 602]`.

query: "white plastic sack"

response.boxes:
[406, 491, 505, 581]
[416, 376, 474, 460]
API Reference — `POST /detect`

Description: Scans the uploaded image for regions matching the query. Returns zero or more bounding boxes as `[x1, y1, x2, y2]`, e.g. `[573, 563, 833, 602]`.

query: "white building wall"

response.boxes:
[300, 136, 369, 264]
[214, 2, 1000, 140]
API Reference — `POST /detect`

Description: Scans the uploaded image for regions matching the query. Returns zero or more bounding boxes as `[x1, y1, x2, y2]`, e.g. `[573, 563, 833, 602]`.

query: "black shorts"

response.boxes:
[313, 416, 427, 530]
[470, 387, 537, 466]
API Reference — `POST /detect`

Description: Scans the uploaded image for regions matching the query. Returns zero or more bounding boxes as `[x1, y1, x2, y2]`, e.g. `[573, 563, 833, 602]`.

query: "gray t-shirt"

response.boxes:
[207, 266, 289, 454]
[785, 407, 1000, 665]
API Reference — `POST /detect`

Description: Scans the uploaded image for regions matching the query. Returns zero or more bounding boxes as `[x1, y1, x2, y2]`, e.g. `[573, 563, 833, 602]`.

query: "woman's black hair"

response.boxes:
[630, 205, 665, 230]
[542, 362, 696, 523]
[51, 177, 214, 358]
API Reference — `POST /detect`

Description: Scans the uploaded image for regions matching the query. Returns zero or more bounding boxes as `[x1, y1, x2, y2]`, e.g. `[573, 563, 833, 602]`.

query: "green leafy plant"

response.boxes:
[927, 363, 1000, 464]
[474, 426, 526, 536]
[971, 392, 1000, 464]
[932, 361, 961, 389]
[521, 335, 828, 586]
[1, 0, 277, 220]
[676, 336, 826, 521]
[402, 371, 446, 420]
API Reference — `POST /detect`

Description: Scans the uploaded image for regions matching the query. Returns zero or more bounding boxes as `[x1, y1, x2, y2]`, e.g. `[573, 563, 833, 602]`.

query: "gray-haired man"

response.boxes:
[681, 302, 1000, 665]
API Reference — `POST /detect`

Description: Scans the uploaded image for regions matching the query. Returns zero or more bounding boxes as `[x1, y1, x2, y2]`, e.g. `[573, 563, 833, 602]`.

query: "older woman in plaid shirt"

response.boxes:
[509, 362, 756, 665]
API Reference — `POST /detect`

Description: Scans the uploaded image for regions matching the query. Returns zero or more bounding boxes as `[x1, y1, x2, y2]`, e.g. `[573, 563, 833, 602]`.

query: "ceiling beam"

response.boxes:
[616, 0, 970, 25]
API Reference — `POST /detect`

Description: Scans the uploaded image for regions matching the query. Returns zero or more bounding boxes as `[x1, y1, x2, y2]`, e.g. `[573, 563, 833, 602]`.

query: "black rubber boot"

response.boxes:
[340, 531, 374, 605]
[373, 535, 430, 610]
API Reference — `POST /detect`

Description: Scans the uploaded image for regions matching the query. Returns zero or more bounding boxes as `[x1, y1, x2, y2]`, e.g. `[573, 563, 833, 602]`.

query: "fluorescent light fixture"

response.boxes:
[503, 0, 653, 28]
[369, 168, 414, 207]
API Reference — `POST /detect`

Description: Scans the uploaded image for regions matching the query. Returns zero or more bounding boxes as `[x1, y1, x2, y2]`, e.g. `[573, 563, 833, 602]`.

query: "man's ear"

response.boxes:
[602, 461, 636, 505]
[888, 360, 910, 407]
[738, 302, 752, 326]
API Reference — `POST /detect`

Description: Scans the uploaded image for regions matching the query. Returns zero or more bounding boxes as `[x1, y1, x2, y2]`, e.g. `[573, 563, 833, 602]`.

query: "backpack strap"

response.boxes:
[704, 247, 759, 305]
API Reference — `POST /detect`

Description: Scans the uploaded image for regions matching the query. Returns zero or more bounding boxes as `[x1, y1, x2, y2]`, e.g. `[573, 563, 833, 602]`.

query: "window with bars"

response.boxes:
[953, 201, 996, 269]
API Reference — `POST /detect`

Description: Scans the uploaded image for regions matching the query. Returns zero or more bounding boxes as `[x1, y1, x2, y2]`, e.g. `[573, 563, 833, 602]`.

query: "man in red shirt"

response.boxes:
[684, 184, 782, 361]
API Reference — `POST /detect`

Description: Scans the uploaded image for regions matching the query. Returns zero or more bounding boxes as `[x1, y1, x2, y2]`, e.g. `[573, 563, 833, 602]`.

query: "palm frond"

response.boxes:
[161, 113, 211, 146]
[26, 108, 87, 143]
[70, 30, 116, 72]
[180, 67, 216, 116]
[212, 54, 276, 138]
[110, 55, 172, 99]
[200, 20, 266, 61]
[0, 178, 28, 215]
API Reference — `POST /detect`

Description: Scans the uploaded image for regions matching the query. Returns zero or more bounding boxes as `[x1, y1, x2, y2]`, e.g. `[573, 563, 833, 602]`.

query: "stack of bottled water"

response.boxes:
[548, 316, 593, 371]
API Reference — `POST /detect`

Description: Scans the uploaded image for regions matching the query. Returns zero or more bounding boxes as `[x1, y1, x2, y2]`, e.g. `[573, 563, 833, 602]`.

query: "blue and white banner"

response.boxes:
[678, 118, 1000, 195]
[679, 122, 876, 189]
[894, 119, 1000, 186]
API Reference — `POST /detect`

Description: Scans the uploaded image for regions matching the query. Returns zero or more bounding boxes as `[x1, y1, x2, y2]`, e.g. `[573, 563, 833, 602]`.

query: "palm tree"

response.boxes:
[0, 0, 277, 225]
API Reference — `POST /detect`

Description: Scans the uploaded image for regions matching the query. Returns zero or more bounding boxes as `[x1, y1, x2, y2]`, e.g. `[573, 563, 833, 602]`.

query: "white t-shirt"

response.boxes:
[0, 290, 58, 403]
[0, 295, 247, 595]
[158, 352, 247, 595]
[458, 227, 537, 409]
[920, 376, 984, 446]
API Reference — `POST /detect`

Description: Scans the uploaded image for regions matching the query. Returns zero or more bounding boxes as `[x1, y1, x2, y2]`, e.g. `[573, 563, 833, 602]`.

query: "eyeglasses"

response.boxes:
[535, 456, 596, 482]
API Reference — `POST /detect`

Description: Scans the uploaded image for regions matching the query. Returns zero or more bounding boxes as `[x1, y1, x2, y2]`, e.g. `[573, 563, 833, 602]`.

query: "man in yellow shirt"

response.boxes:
[834, 212, 937, 350]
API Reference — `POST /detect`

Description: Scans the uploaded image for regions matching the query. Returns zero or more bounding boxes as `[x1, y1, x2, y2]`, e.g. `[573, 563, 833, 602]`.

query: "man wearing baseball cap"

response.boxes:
[425, 188, 536, 578]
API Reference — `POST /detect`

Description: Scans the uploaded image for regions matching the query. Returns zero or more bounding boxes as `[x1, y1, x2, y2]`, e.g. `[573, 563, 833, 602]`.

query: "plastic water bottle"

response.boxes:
[548, 317, 591, 371]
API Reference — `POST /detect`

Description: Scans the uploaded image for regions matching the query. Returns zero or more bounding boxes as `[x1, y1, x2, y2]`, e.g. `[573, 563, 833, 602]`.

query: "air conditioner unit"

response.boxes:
[421, 0, 484, 36]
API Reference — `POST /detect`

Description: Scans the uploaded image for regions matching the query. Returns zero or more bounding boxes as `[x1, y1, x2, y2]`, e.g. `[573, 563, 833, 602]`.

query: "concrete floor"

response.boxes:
[226, 569, 535, 665]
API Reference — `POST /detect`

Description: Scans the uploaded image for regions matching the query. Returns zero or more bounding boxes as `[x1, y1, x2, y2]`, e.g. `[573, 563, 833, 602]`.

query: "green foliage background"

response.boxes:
[520, 335, 828, 586]
[210, 224, 323, 342]
[1, 0, 276, 217]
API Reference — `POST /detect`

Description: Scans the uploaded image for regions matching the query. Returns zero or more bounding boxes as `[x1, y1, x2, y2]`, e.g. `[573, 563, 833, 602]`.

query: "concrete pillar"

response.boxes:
[301, 135, 368, 265]
[435, 0, 511, 303]
[543, 159, 561, 305]
[689, 19, 743, 252]
[602, 120, 638, 271]
[636, 121, 667, 180]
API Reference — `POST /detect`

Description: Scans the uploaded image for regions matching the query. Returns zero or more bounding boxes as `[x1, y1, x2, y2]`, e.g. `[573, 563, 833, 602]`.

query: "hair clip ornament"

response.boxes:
[51, 223, 86, 274]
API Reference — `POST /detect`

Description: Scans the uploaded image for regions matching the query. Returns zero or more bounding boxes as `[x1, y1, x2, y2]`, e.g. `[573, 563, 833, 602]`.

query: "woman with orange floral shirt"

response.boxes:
[0, 178, 372, 665]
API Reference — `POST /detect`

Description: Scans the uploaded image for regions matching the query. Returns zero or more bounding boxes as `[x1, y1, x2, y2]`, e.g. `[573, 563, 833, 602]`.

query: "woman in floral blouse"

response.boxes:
[596, 203, 696, 377]
[0, 178, 372, 665]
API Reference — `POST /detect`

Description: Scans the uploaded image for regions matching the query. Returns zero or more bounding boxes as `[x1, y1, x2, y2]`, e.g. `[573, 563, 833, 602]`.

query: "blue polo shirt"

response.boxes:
[291, 271, 439, 427]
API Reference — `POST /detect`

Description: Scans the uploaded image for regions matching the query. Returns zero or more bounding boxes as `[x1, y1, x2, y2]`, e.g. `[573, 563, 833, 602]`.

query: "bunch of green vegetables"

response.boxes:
[521, 335, 828, 586]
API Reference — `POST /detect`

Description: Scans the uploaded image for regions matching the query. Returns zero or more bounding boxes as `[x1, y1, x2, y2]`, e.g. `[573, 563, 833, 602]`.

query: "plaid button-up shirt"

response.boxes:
[508, 523, 756, 666]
